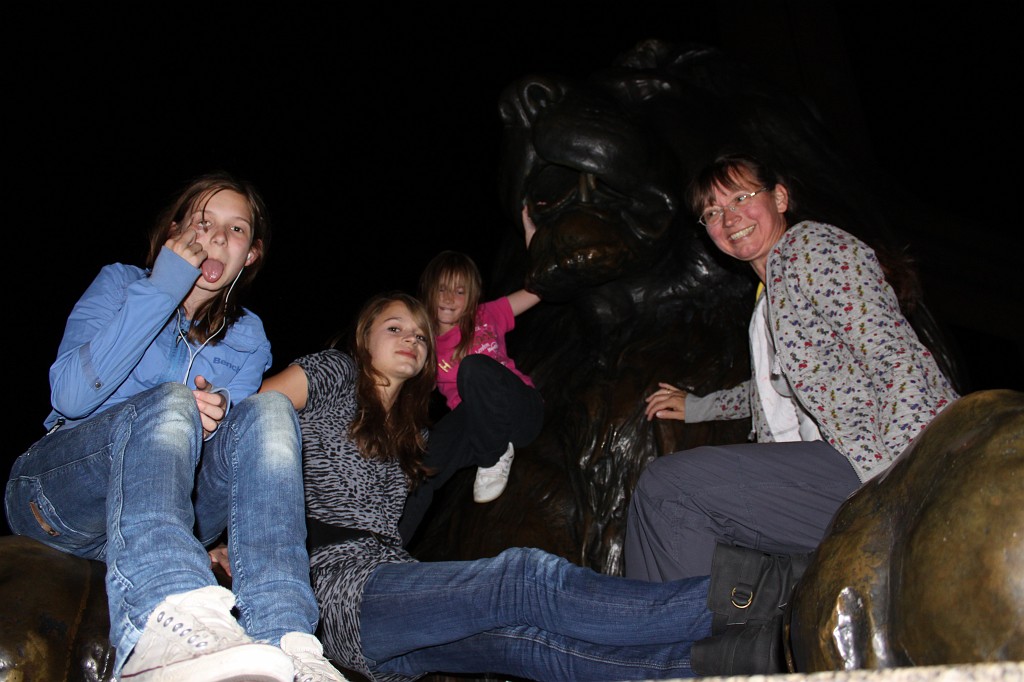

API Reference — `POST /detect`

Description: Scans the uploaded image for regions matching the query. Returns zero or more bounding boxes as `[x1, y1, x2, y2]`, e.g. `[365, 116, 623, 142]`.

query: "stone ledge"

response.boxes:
[687, 662, 1024, 682]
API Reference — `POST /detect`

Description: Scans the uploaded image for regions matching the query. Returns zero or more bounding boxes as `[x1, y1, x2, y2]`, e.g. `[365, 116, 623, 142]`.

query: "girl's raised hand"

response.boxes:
[166, 221, 208, 269]
[644, 382, 688, 422]
[522, 205, 537, 249]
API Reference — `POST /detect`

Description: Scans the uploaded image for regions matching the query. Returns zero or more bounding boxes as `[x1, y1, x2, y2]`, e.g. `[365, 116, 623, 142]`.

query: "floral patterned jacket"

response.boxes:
[687, 221, 958, 482]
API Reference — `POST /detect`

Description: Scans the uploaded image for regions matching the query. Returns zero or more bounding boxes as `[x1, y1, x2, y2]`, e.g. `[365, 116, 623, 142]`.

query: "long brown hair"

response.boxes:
[348, 292, 437, 486]
[146, 171, 270, 344]
[418, 251, 483, 363]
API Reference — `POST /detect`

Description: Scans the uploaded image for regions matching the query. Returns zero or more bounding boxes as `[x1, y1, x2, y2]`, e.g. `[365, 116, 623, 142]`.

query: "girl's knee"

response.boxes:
[149, 382, 197, 411]
[225, 393, 301, 466]
[460, 354, 498, 372]
[248, 390, 296, 423]
[232, 391, 298, 431]
[134, 383, 201, 436]
[253, 389, 292, 411]
[456, 354, 509, 389]
[497, 546, 566, 580]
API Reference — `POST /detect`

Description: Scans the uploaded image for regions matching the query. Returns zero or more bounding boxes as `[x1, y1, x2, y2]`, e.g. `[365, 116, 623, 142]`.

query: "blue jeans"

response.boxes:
[360, 547, 712, 680]
[4, 383, 317, 673]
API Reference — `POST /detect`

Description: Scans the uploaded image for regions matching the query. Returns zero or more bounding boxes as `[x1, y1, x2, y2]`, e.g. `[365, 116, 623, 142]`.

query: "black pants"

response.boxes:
[398, 354, 544, 544]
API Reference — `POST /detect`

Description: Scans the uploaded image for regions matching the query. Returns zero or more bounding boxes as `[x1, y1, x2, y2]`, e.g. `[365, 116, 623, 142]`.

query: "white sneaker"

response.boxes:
[280, 632, 350, 682]
[121, 585, 294, 682]
[473, 442, 515, 503]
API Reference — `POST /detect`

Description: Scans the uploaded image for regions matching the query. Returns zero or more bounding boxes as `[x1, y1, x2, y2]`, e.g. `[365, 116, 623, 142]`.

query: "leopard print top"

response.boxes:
[294, 349, 418, 682]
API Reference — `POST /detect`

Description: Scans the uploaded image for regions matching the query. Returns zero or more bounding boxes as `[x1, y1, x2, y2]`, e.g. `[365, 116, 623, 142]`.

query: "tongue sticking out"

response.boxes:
[201, 259, 225, 283]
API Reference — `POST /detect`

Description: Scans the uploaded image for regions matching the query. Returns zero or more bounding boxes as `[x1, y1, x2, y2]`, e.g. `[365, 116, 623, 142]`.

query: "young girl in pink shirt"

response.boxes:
[398, 213, 543, 543]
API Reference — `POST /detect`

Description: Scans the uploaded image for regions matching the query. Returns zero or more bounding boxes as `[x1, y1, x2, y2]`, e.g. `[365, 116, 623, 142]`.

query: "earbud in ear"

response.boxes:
[245, 252, 255, 265]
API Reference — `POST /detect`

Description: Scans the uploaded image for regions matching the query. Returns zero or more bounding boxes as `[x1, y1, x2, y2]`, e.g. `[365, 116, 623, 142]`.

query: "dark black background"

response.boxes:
[5, 3, 1023, 533]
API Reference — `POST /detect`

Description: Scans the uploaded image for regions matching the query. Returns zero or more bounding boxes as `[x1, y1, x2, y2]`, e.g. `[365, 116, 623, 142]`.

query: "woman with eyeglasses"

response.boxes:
[624, 152, 959, 583]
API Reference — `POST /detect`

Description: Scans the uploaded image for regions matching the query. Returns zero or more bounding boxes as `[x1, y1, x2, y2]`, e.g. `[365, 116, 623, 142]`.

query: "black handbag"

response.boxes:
[691, 543, 812, 676]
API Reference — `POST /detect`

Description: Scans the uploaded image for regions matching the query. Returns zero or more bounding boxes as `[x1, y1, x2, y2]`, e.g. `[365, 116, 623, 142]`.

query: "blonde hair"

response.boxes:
[418, 251, 483, 363]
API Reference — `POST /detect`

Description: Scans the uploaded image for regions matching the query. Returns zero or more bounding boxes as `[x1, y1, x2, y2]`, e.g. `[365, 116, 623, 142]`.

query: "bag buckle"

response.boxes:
[730, 585, 754, 609]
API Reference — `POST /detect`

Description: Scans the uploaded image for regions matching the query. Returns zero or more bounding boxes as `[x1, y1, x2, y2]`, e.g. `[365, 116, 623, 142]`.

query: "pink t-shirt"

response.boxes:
[435, 297, 535, 410]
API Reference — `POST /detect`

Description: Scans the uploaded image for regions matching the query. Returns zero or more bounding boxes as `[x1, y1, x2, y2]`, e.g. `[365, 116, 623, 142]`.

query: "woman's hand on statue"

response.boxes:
[645, 382, 688, 421]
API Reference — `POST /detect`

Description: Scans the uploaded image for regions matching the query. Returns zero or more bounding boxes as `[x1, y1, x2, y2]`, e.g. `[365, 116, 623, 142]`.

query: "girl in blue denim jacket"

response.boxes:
[4, 172, 342, 682]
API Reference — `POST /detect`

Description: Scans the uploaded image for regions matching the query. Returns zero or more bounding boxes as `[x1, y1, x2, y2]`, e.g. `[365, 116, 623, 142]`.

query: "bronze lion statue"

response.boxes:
[409, 39, 963, 576]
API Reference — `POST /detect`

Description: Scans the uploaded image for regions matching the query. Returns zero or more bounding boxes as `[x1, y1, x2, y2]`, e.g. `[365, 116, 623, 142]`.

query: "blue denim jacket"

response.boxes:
[43, 246, 272, 432]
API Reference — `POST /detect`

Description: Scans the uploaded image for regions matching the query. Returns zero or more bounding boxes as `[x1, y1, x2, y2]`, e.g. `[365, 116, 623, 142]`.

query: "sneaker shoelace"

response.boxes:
[152, 604, 248, 652]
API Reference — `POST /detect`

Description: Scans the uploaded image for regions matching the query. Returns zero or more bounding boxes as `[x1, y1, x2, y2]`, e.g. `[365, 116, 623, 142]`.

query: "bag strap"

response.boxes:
[705, 542, 811, 631]
[692, 542, 813, 676]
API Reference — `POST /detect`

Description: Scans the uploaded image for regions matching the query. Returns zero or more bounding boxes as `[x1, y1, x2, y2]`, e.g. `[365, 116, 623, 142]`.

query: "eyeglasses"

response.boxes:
[698, 187, 770, 227]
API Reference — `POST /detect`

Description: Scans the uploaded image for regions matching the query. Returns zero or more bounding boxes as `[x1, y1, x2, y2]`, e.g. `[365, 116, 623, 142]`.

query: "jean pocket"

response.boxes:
[5, 476, 104, 556]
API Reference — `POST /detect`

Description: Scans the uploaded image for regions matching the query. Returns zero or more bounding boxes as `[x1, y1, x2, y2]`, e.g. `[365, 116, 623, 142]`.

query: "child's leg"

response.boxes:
[455, 354, 543, 466]
[399, 355, 543, 540]
[193, 391, 318, 645]
[5, 382, 215, 674]
[458, 354, 544, 503]
[360, 547, 712, 680]
[398, 403, 479, 543]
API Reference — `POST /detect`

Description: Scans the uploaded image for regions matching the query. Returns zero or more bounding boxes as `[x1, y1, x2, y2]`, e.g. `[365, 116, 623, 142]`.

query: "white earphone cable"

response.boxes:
[178, 265, 244, 385]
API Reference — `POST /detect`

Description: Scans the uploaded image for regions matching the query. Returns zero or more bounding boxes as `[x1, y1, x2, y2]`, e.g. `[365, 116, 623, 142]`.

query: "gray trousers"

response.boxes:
[624, 440, 861, 581]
